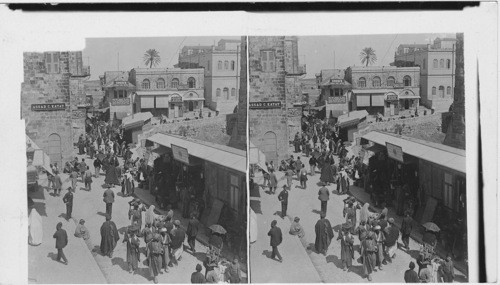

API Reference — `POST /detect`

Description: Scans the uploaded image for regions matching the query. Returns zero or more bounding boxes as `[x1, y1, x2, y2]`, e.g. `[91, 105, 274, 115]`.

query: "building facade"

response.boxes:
[83, 80, 105, 109]
[394, 37, 457, 112]
[21, 51, 90, 167]
[300, 78, 321, 107]
[100, 71, 135, 122]
[316, 69, 353, 119]
[177, 39, 241, 113]
[248, 36, 306, 163]
[345, 66, 420, 117]
[130, 68, 205, 118]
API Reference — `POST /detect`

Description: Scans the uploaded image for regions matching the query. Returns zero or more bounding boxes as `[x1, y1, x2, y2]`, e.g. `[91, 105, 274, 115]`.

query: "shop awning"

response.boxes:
[26, 135, 53, 176]
[310, 105, 326, 111]
[249, 141, 266, 165]
[337, 110, 368, 128]
[114, 112, 129, 120]
[95, 107, 109, 112]
[361, 131, 465, 173]
[122, 112, 153, 130]
[147, 133, 246, 174]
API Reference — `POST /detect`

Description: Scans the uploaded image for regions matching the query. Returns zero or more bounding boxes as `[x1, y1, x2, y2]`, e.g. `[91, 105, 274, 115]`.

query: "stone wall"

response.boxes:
[227, 36, 248, 151]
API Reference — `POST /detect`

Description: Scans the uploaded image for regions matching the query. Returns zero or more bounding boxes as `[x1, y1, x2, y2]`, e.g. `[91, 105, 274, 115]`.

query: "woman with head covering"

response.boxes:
[100, 214, 120, 258]
[359, 203, 371, 225]
[145, 205, 156, 227]
[28, 208, 43, 246]
[362, 231, 377, 281]
[289, 217, 305, 238]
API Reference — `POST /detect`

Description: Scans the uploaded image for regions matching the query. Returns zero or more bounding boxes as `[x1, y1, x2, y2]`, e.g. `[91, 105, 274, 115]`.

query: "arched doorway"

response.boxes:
[47, 133, 62, 167]
[188, 101, 194, 111]
[261, 131, 278, 163]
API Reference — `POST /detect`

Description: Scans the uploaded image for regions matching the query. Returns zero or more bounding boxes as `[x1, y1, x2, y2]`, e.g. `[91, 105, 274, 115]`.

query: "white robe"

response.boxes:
[28, 208, 43, 246]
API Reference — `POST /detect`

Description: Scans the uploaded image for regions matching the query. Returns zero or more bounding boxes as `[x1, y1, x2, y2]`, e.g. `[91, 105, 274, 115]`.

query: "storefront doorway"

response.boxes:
[404, 99, 410, 109]
[189, 101, 194, 112]
[261, 131, 278, 163]
[47, 133, 62, 167]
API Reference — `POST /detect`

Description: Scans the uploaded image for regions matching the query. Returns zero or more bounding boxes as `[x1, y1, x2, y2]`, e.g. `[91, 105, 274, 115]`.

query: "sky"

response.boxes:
[82, 36, 241, 80]
[298, 33, 456, 78]
[82, 34, 455, 80]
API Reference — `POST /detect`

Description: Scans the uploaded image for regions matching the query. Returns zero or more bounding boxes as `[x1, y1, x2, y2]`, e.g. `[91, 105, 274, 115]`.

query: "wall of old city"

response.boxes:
[228, 36, 248, 151]
[248, 36, 289, 162]
[21, 52, 74, 166]
[69, 77, 87, 143]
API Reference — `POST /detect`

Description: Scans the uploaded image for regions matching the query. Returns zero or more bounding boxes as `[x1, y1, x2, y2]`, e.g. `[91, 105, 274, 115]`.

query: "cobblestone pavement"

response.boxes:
[250, 146, 467, 283]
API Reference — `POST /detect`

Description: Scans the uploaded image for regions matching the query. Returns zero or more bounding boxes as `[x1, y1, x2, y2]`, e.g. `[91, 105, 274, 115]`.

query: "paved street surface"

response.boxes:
[29, 151, 233, 284]
[250, 146, 468, 283]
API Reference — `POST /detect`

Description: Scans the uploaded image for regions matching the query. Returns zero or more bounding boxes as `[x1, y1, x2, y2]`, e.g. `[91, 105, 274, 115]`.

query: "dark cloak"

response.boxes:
[100, 221, 119, 256]
[314, 218, 334, 254]
[320, 164, 335, 184]
[105, 165, 120, 185]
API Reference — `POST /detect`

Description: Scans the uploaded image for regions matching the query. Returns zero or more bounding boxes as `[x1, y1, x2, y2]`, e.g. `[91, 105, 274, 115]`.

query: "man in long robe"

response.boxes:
[123, 229, 140, 274]
[362, 232, 377, 281]
[147, 233, 163, 284]
[105, 163, 120, 186]
[338, 224, 354, 271]
[320, 163, 335, 185]
[314, 212, 334, 255]
[100, 215, 119, 258]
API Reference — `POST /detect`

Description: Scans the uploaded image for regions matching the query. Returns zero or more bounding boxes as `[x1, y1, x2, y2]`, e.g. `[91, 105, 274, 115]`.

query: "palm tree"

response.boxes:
[360, 47, 377, 66]
[143, 49, 161, 68]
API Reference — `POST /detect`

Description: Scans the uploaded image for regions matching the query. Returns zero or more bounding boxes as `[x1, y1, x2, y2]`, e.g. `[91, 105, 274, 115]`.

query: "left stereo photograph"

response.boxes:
[24, 36, 248, 284]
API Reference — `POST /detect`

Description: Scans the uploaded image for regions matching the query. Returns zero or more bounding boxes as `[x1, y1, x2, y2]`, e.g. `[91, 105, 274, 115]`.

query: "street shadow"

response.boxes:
[262, 250, 271, 259]
[306, 243, 316, 253]
[117, 192, 127, 198]
[193, 251, 207, 263]
[29, 189, 45, 200]
[347, 264, 365, 278]
[111, 257, 129, 272]
[294, 185, 302, 189]
[97, 211, 108, 217]
[79, 187, 88, 191]
[118, 226, 128, 235]
[32, 202, 48, 217]
[47, 252, 57, 261]
[272, 211, 282, 217]
[311, 209, 322, 215]
[91, 245, 101, 255]
[407, 249, 421, 260]
[135, 267, 151, 281]
[58, 213, 67, 219]
[250, 200, 262, 215]
[455, 274, 468, 283]
[326, 254, 344, 269]
[249, 183, 261, 198]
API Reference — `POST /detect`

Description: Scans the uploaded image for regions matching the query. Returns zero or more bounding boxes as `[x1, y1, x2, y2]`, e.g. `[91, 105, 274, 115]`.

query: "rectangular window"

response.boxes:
[44, 52, 60, 74]
[113, 90, 118, 99]
[330, 89, 334, 97]
[443, 172, 454, 209]
[261, 50, 276, 72]
[334, 89, 342, 96]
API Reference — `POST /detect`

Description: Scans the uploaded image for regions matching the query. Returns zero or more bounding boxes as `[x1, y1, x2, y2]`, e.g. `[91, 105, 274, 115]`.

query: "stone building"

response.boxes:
[227, 36, 247, 151]
[100, 71, 136, 123]
[300, 77, 321, 106]
[393, 37, 457, 112]
[21, 51, 90, 166]
[83, 79, 105, 109]
[130, 68, 205, 118]
[316, 69, 353, 118]
[248, 36, 306, 163]
[345, 66, 420, 117]
[177, 39, 241, 113]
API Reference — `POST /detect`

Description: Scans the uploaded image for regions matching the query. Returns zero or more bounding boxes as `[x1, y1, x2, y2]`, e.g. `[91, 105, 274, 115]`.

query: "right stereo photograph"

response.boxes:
[248, 35, 468, 283]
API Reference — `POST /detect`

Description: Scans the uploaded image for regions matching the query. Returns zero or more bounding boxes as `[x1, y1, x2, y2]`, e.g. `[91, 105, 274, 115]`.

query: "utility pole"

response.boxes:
[117, 52, 120, 70]
[333, 51, 335, 70]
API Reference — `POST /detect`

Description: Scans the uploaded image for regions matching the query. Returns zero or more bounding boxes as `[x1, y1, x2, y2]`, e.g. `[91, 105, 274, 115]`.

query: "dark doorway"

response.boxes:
[189, 101, 194, 112]
[405, 99, 410, 109]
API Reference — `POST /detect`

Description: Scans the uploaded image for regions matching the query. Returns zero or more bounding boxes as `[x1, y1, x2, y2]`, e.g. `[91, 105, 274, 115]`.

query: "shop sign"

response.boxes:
[327, 96, 346, 104]
[31, 103, 65, 111]
[386, 94, 398, 101]
[330, 79, 345, 84]
[249, 101, 282, 109]
[386, 142, 404, 163]
[170, 96, 183, 103]
[171, 144, 189, 164]
[111, 98, 130, 106]
[72, 109, 86, 120]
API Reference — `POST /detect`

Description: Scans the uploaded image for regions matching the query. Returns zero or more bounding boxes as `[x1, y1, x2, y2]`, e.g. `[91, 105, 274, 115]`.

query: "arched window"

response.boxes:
[187, 77, 196, 88]
[439, 86, 445, 97]
[216, 88, 221, 97]
[223, 87, 229, 99]
[224, 61, 229, 69]
[358, 77, 366, 88]
[217, 61, 222, 70]
[439, 59, 444, 68]
[231, 61, 235, 70]
[432, 86, 436, 95]
[171, 78, 179, 88]
[433, 59, 438, 68]
[231, 88, 236, 97]
[446, 59, 451, 69]
[141, 79, 150, 89]
[372, 76, 381, 87]
[156, 78, 165, 89]
[403, 75, 412, 87]
[447, 86, 452, 95]
[387, 76, 395, 86]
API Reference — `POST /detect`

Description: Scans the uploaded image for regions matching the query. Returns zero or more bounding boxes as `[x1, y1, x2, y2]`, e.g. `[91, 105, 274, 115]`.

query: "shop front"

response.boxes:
[352, 89, 385, 115]
[361, 131, 467, 260]
[384, 92, 399, 116]
[398, 89, 420, 110]
[169, 94, 184, 118]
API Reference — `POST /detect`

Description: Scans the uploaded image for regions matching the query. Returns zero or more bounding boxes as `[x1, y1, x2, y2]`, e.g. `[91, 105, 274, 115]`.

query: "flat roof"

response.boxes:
[122, 112, 153, 129]
[147, 133, 246, 174]
[361, 131, 465, 173]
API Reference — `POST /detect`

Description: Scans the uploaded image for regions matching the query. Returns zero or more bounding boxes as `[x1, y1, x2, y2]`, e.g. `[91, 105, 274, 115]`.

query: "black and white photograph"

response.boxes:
[23, 36, 248, 283]
[248, 34, 469, 283]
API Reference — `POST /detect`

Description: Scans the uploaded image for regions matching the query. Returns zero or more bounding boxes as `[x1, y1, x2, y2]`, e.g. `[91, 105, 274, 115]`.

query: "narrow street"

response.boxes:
[29, 150, 220, 284]
[250, 146, 468, 283]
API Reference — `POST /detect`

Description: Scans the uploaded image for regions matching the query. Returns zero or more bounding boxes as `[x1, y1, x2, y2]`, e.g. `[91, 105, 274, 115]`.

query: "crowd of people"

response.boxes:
[258, 115, 456, 283]
[29, 116, 243, 284]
